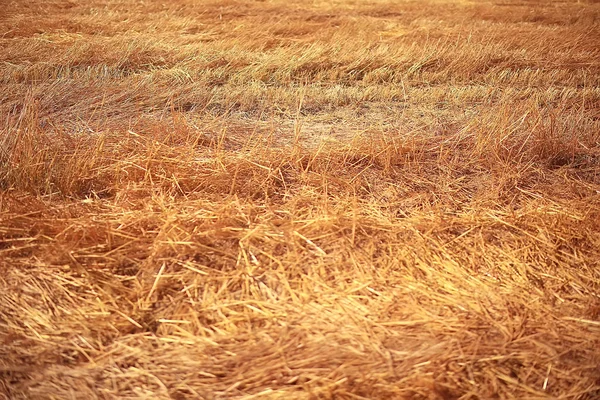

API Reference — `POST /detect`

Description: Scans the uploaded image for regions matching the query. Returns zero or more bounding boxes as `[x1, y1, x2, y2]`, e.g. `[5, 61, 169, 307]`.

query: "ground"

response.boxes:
[1, 0, 600, 399]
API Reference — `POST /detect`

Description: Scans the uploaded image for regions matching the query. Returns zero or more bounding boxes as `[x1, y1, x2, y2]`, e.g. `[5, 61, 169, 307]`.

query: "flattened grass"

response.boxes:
[1, 0, 599, 398]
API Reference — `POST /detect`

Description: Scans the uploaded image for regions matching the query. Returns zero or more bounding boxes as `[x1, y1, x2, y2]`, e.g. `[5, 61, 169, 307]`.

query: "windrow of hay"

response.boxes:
[2, 101, 599, 398]
[1, 0, 600, 399]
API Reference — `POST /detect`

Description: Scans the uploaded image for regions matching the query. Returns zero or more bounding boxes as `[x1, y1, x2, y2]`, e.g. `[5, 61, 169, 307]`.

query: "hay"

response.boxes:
[1, 0, 600, 398]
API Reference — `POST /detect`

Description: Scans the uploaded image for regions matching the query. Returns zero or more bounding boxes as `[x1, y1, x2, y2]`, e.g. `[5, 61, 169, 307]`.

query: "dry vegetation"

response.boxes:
[1, 0, 600, 398]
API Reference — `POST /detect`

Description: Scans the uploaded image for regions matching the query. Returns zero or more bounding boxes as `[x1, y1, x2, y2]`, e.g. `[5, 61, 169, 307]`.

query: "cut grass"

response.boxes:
[1, 0, 600, 399]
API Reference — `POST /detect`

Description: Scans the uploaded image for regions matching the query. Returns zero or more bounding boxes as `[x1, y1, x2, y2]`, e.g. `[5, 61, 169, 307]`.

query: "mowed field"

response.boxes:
[1, 0, 600, 398]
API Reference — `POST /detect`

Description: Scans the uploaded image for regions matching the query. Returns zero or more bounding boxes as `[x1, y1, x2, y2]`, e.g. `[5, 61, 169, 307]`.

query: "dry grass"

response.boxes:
[1, 0, 600, 399]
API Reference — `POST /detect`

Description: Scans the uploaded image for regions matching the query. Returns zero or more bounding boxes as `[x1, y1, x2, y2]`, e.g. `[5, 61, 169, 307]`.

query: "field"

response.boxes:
[1, 0, 600, 398]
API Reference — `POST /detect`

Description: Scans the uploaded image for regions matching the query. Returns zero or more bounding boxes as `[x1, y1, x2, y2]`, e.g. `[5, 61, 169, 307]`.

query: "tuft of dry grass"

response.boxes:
[1, 0, 600, 399]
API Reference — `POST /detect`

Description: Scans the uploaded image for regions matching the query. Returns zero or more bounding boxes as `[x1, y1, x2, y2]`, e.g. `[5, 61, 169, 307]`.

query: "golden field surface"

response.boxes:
[1, 0, 600, 398]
